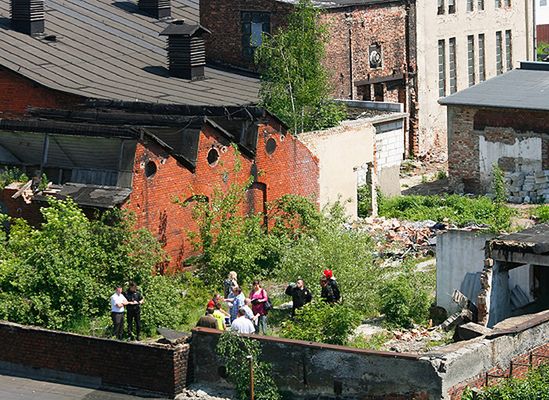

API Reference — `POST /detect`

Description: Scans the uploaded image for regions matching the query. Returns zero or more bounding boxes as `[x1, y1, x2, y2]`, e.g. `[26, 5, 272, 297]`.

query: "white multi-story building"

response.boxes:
[415, 0, 534, 157]
[536, 0, 549, 43]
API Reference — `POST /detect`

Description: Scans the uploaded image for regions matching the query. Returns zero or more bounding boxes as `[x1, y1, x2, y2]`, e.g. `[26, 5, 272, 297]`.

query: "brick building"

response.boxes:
[199, 0, 418, 154]
[0, 0, 320, 269]
[441, 61, 549, 199]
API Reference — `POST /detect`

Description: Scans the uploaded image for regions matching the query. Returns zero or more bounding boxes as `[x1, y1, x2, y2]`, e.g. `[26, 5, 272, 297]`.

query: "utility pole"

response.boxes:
[247, 355, 254, 400]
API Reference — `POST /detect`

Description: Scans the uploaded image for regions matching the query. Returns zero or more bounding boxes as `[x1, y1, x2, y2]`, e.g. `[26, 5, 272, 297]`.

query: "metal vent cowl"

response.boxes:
[11, 0, 45, 35]
[138, 0, 171, 19]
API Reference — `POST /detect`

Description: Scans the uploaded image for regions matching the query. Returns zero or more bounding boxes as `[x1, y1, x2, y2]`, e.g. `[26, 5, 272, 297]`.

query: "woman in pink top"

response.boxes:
[249, 280, 268, 335]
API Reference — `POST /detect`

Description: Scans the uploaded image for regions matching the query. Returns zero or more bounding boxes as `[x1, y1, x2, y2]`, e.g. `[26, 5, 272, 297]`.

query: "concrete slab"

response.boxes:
[0, 374, 168, 400]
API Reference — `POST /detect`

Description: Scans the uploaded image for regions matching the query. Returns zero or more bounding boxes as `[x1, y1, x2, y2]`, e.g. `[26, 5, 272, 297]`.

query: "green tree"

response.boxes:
[254, 0, 346, 133]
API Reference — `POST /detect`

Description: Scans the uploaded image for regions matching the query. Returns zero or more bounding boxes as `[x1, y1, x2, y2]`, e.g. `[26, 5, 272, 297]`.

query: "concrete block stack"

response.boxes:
[504, 170, 549, 203]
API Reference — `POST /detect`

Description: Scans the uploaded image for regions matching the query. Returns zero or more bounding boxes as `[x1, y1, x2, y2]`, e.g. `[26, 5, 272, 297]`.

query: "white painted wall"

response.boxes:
[300, 120, 376, 220]
[416, 0, 534, 155]
[478, 135, 542, 186]
[376, 128, 404, 169]
[436, 230, 495, 314]
[536, 0, 549, 26]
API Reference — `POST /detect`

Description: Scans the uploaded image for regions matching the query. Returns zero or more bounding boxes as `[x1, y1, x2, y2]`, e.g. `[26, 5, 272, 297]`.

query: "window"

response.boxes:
[504, 0, 511, 6]
[495, 0, 501, 7]
[438, 39, 446, 97]
[207, 148, 220, 166]
[449, 37, 457, 93]
[496, 31, 503, 74]
[438, 0, 445, 14]
[241, 12, 270, 59]
[369, 44, 382, 69]
[542, 0, 548, 6]
[478, 34, 486, 81]
[478, 0, 485, 10]
[448, 0, 456, 13]
[374, 84, 384, 101]
[467, 0, 474, 12]
[467, 35, 475, 86]
[505, 30, 512, 70]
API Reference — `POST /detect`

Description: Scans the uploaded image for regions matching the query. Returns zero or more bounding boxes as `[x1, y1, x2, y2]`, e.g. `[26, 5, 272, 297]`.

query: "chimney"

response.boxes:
[138, 0, 171, 19]
[11, 0, 45, 35]
[160, 21, 211, 81]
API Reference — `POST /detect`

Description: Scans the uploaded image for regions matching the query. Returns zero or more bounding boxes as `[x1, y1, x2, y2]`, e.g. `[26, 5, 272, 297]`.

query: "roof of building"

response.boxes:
[0, 0, 259, 106]
[491, 223, 549, 255]
[34, 183, 132, 209]
[439, 62, 549, 112]
[277, 0, 402, 8]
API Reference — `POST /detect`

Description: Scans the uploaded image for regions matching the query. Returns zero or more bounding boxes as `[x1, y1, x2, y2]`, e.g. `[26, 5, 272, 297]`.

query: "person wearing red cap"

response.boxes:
[320, 269, 340, 303]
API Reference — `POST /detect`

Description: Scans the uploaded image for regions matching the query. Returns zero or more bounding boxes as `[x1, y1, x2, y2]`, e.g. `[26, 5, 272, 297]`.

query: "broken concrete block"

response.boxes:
[456, 322, 492, 341]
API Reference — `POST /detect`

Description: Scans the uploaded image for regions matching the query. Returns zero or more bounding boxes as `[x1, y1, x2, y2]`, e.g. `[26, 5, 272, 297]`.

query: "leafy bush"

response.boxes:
[0, 167, 28, 189]
[280, 301, 360, 345]
[379, 267, 432, 328]
[377, 194, 514, 231]
[462, 364, 549, 400]
[531, 205, 549, 223]
[216, 332, 280, 400]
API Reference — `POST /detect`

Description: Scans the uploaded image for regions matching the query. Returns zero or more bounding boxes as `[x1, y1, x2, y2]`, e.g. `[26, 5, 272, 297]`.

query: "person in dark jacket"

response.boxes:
[125, 281, 144, 341]
[285, 279, 312, 316]
[322, 269, 341, 302]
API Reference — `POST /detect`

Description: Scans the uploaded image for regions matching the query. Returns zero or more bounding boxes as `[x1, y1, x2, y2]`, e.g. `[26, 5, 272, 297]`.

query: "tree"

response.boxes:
[254, 0, 346, 133]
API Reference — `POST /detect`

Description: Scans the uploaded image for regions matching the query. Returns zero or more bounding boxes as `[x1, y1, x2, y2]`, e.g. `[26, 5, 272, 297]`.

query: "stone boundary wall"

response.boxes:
[0, 321, 189, 397]
[191, 327, 442, 400]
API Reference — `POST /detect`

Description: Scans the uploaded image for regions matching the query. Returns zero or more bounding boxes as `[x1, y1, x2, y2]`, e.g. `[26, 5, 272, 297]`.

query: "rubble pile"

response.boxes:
[504, 170, 549, 204]
[384, 327, 450, 353]
[176, 385, 234, 400]
[348, 217, 450, 256]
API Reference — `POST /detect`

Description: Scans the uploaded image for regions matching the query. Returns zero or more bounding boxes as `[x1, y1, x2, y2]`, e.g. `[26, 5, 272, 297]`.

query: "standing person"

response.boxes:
[125, 281, 144, 341]
[285, 278, 312, 316]
[223, 271, 239, 298]
[110, 285, 128, 340]
[231, 309, 256, 334]
[249, 280, 269, 335]
[323, 269, 340, 302]
[226, 286, 245, 323]
[320, 277, 337, 303]
[213, 302, 229, 331]
[196, 308, 218, 329]
[242, 298, 258, 323]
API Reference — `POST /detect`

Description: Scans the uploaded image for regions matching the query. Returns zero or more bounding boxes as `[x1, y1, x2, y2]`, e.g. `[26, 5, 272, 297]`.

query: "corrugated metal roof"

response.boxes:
[0, 0, 259, 106]
[439, 67, 549, 111]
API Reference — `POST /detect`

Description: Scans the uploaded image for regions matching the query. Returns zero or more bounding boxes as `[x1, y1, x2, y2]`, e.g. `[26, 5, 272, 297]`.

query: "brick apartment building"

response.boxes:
[0, 0, 320, 270]
[199, 0, 419, 154]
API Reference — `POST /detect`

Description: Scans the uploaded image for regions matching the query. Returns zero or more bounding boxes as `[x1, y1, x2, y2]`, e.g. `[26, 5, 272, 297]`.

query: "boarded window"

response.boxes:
[467, 0, 474, 12]
[505, 30, 513, 70]
[448, 0, 456, 13]
[468, 35, 475, 86]
[478, 34, 486, 81]
[449, 37, 457, 94]
[438, 39, 446, 97]
[438, 0, 445, 14]
[478, 0, 485, 10]
[496, 31, 503, 75]
[242, 12, 270, 59]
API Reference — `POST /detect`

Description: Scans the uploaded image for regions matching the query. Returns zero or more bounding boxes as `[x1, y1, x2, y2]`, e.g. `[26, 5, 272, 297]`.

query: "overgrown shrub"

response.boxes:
[379, 267, 432, 328]
[531, 205, 549, 223]
[280, 301, 360, 345]
[216, 332, 280, 400]
[462, 364, 549, 400]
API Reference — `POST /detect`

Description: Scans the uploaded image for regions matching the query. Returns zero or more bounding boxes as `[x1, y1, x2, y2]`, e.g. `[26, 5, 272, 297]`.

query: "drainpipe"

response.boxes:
[346, 10, 354, 100]
[404, 0, 412, 156]
[533, 0, 537, 60]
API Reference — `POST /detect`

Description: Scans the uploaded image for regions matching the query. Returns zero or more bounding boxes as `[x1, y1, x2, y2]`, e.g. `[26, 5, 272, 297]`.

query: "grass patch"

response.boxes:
[348, 332, 393, 351]
[530, 205, 549, 223]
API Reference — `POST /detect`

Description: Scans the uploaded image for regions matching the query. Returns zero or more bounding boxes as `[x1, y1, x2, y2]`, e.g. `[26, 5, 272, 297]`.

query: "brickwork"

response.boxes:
[126, 116, 319, 271]
[448, 105, 549, 194]
[0, 67, 83, 117]
[0, 321, 190, 397]
[0, 186, 43, 227]
[448, 342, 549, 399]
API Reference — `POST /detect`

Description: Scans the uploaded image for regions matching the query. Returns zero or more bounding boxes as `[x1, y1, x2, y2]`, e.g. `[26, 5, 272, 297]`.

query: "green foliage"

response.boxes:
[379, 265, 432, 328]
[376, 194, 514, 232]
[537, 41, 549, 61]
[216, 332, 281, 400]
[0, 167, 29, 189]
[280, 301, 360, 345]
[0, 197, 183, 336]
[531, 205, 549, 223]
[462, 364, 549, 400]
[348, 332, 393, 351]
[254, 0, 345, 133]
[436, 170, 448, 180]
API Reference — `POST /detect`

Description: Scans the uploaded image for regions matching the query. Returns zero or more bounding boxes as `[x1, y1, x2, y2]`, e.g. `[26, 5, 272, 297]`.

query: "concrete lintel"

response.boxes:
[492, 249, 549, 266]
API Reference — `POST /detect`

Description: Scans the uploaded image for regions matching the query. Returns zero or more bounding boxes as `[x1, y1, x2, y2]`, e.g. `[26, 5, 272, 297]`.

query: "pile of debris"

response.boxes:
[504, 170, 549, 203]
[348, 217, 451, 257]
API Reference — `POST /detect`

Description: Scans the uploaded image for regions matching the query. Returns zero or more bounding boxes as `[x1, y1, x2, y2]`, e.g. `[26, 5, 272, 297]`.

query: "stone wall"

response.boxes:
[0, 321, 189, 397]
[447, 105, 549, 195]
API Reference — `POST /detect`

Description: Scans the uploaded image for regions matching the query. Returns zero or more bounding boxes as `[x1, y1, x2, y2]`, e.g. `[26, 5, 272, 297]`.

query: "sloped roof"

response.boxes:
[439, 63, 549, 112]
[0, 0, 259, 106]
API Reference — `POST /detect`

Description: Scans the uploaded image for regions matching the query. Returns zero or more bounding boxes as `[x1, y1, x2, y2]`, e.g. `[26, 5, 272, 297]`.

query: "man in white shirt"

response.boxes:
[230, 309, 255, 334]
[110, 285, 128, 340]
[242, 298, 257, 323]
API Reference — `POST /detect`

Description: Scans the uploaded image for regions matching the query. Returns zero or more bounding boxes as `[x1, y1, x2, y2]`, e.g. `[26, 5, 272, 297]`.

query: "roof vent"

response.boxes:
[10, 0, 45, 35]
[138, 0, 171, 19]
[160, 21, 211, 81]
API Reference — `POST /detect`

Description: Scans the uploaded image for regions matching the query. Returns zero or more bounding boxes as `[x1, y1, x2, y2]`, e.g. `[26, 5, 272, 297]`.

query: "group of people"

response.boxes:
[196, 269, 341, 335]
[110, 282, 144, 341]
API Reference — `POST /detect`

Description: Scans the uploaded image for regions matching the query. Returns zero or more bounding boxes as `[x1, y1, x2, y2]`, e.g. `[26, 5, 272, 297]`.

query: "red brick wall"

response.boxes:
[537, 25, 549, 45]
[126, 116, 319, 271]
[0, 67, 83, 117]
[0, 321, 189, 397]
[0, 187, 43, 227]
[448, 342, 549, 399]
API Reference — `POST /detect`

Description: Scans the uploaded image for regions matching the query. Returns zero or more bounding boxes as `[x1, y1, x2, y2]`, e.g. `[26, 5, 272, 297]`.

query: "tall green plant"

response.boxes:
[254, 0, 346, 133]
[216, 332, 281, 400]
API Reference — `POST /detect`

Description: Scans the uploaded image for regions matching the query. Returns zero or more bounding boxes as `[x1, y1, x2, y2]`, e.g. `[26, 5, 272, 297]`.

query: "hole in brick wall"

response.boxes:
[266, 137, 277, 155]
[218, 365, 227, 379]
[207, 148, 220, 166]
[334, 380, 343, 396]
[145, 161, 157, 178]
